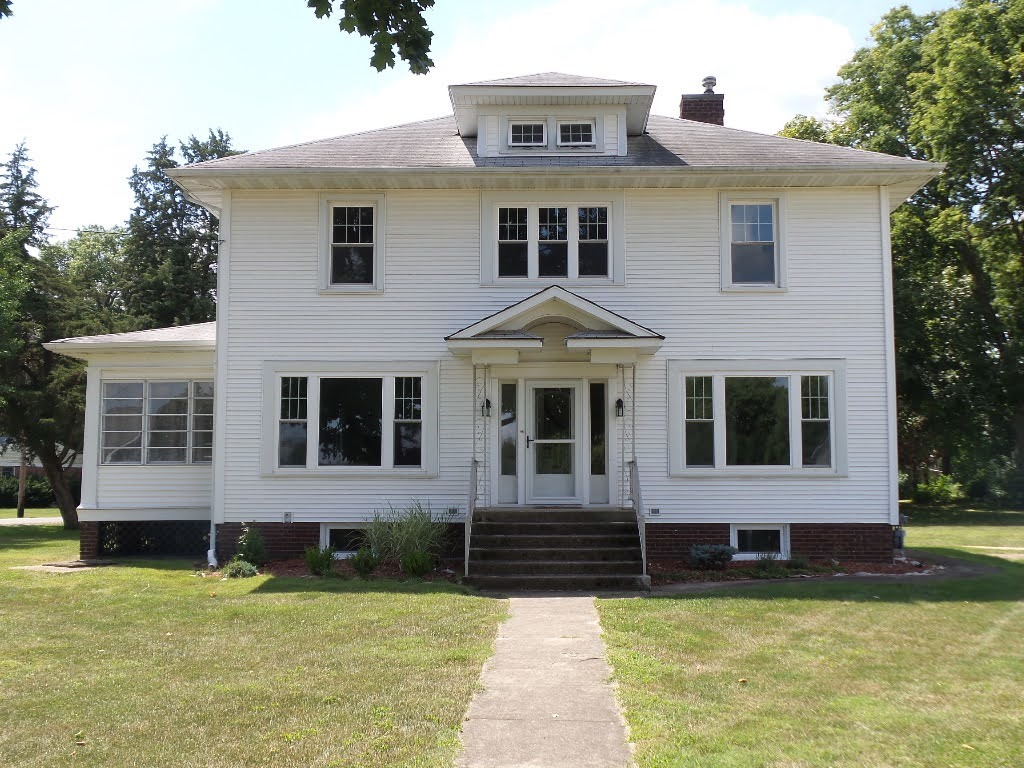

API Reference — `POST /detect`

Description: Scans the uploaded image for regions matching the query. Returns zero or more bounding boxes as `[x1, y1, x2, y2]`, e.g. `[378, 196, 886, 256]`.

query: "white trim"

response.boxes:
[480, 191, 625, 285]
[730, 523, 790, 560]
[507, 118, 547, 147]
[525, 379, 585, 504]
[556, 119, 597, 147]
[260, 361, 439, 478]
[77, 507, 211, 522]
[318, 192, 386, 294]
[879, 186, 900, 525]
[667, 359, 848, 477]
[81, 365, 101, 509]
[719, 191, 788, 291]
[213, 190, 231, 525]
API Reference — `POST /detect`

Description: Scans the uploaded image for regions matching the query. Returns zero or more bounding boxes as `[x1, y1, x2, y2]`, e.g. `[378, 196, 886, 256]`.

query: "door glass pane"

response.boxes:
[590, 382, 605, 475]
[536, 443, 573, 475]
[501, 383, 517, 476]
[534, 388, 573, 440]
[725, 377, 790, 465]
[319, 378, 383, 466]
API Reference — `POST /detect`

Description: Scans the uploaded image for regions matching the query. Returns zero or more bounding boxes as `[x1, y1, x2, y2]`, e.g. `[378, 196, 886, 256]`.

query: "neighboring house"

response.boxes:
[0, 437, 82, 480]
[47, 73, 940, 585]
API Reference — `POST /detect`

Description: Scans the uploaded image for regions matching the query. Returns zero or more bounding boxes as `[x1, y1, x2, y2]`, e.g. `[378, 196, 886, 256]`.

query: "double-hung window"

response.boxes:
[668, 361, 846, 475]
[319, 194, 385, 292]
[101, 380, 214, 465]
[265, 364, 436, 475]
[721, 193, 786, 289]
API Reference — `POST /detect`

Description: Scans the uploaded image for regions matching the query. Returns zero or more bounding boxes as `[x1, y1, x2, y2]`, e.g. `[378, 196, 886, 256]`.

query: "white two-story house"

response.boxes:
[48, 73, 940, 586]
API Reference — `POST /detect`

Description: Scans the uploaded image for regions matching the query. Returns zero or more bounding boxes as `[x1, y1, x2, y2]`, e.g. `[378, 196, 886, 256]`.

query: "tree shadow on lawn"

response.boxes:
[253, 573, 478, 597]
[641, 549, 1024, 605]
[0, 525, 78, 551]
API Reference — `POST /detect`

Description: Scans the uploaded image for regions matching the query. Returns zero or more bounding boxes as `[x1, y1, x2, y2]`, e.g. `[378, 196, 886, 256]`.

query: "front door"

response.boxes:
[526, 381, 582, 503]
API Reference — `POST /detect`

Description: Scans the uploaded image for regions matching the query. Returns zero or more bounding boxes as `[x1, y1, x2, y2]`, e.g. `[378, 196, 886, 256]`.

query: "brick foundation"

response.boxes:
[80, 521, 99, 559]
[789, 523, 894, 562]
[216, 522, 321, 562]
[646, 522, 895, 563]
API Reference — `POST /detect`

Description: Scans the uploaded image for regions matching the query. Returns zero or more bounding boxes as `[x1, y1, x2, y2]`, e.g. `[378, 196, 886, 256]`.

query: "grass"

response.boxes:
[0, 526, 506, 768]
[0, 506, 64, 519]
[598, 505, 1024, 768]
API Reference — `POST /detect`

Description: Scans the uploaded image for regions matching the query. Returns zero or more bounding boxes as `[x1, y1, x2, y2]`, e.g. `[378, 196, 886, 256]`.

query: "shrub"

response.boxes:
[912, 474, 962, 505]
[222, 556, 258, 578]
[753, 551, 788, 578]
[349, 547, 380, 579]
[238, 523, 267, 565]
[688, 544, 736, 569]
[787, 554, 810, 570]
[0, 476, 57, 508]
[399, 549, 433, 578]
[304, 545, 336, 577]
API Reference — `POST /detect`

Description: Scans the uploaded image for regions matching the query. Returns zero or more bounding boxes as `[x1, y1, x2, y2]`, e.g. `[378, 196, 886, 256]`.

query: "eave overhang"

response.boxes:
[43, 339, 216, 361]
[167, 163, 943, 215]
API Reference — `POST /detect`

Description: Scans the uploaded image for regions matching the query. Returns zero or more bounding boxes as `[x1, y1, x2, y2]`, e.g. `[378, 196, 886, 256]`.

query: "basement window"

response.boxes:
[731, 524, 789, 560]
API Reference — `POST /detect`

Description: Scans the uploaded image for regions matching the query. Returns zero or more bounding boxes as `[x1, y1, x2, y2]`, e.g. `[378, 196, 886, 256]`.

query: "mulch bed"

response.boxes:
[247, 557, 461, 582]
[648, 556, 933, 586]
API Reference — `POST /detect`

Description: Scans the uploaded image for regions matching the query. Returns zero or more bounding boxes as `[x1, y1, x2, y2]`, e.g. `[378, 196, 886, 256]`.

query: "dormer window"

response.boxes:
[558, 121, 595, 147]
[509, 122, 546, 147]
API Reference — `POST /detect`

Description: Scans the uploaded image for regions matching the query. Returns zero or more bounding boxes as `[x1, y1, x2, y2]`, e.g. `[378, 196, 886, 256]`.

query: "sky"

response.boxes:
[0, 0, 951, 239]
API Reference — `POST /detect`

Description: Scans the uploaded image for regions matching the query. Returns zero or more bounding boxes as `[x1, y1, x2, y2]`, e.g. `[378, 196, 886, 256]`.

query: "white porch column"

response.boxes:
[472, 364, 490, 507]
[618, 363, 636, 508]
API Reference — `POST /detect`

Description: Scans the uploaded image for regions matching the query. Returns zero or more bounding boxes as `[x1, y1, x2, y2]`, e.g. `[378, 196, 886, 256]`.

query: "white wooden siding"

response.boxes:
[217, 186, 891, 525]
[96, 465, 212, 509]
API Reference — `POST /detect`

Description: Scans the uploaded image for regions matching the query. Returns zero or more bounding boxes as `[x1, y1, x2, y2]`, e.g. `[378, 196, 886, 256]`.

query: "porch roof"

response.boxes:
[445, 286, 663, 364]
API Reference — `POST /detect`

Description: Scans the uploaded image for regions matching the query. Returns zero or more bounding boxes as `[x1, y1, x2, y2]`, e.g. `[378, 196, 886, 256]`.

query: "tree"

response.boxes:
[0, 142, 54, 251]
[1, 1, 436, 74]
[781, 1, 1024, 491]
[121, 130, 240, 328]
[307, 0, 435, 73]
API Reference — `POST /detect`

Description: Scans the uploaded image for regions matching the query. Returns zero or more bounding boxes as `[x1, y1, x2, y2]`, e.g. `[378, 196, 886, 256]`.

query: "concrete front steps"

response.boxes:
[466, 506, 649, 591]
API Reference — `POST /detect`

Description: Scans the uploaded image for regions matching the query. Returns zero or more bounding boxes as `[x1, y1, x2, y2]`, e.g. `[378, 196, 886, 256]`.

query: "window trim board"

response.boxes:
[719, 191, 788, 291]
[318, 192, 386, 294]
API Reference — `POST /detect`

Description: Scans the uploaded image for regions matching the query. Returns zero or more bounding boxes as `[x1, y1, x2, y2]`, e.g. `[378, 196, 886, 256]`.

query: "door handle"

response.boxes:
[526, 436, 534, 448]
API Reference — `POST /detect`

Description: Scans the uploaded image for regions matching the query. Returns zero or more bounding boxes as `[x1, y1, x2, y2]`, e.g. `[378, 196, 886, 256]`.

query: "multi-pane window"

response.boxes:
[394, 377, 422, 467]
[558, 122, 594, 146]
[578, 207, 609, 276]
[101, 381, 214, 465]
[498, 207, 529, 277]
[331, 206, 375, 284]
[801, 375, 831, 467]
[684, 376, 714, 467]
[277, 375, 425, 470]
[495, 204, 611, 279]
[509, 122, 546, 146]
[677, 370, 836, 471]
[278, 377, 308, 467]
[729, 203, 777, 284]
[538, 207, 568, 277]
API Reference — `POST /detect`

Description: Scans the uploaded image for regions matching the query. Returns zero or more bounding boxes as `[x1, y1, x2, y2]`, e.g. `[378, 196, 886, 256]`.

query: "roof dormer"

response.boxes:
[449, 72, 656, 159]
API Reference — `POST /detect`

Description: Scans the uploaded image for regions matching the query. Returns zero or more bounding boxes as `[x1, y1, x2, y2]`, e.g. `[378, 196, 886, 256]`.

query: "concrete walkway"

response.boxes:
[457, 596, 633, 768]
[0, 516, 63, 526]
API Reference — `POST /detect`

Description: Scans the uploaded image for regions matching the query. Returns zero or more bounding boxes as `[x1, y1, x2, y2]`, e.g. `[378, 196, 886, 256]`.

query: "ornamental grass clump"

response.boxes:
[365, 501, 454, 578]
[349, 546, 381, 579]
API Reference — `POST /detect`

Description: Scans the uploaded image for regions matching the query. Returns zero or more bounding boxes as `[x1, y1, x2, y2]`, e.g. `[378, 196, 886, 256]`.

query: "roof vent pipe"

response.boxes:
[679, 76, 725, 125]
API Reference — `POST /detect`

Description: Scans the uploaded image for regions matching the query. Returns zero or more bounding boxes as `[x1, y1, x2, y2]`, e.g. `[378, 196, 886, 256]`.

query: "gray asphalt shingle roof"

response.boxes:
[455, 72, 652, 87]
[185, 114, 930, 172]
[47, 322, 216, 346]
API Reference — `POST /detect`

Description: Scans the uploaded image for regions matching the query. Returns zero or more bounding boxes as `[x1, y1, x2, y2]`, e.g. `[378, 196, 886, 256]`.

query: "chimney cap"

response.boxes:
[702, 75, 717, 94]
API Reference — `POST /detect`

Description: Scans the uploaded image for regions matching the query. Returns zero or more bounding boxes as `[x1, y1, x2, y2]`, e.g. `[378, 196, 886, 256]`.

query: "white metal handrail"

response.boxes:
[628, 459, 647, 576]
[464, 459, 479, 577]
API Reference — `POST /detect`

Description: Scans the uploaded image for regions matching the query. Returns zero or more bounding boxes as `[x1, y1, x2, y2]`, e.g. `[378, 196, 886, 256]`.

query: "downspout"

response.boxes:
[207, 519, 218, 568]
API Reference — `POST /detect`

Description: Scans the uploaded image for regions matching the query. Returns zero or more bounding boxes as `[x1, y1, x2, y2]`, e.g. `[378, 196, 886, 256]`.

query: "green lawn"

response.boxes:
[0, 506, 64, 519]
[0, 526, 507, 768]
[599, 506, 1024, 768]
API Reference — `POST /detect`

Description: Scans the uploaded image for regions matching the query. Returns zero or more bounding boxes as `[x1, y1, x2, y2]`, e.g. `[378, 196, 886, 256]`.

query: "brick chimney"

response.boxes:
[679, 75, 725, 125]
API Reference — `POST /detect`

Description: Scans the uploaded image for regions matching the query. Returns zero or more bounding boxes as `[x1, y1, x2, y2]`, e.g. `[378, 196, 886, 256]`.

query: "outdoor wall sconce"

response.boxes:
[481, 398, 492, 417]
[615, 398, 624, 418]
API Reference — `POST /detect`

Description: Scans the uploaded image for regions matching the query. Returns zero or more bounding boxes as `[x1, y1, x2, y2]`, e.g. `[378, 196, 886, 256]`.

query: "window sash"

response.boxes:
[509, 122, 546, 146]
[557, 122, 595, 146]
[728, 202, 778, 285]
[101, 380, 214, 465]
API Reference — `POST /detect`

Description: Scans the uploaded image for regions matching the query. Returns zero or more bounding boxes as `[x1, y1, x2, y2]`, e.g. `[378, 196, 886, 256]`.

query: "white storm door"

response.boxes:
[526, 381, 582, 503]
